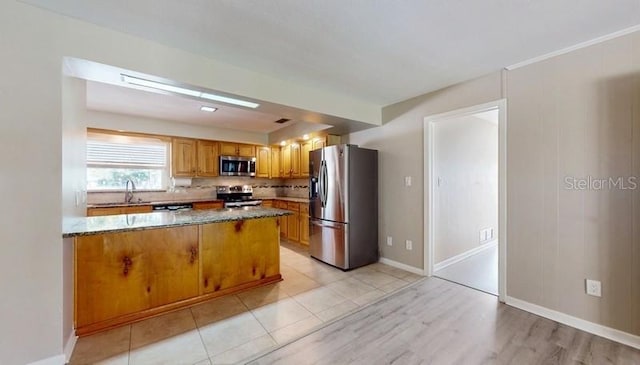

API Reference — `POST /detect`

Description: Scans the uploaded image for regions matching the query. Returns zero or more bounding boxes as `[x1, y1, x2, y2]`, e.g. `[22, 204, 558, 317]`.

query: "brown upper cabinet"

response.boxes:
[256, 146, 271, 178]
[219, 142, 256, 157]
[196, 140, 219, 177]
[172, 138, 219, 177]
[270, 147, 280, 178]
[301, 141, 312, 177]
[281, 144, 292, 178]
[171, 138, 198, 177]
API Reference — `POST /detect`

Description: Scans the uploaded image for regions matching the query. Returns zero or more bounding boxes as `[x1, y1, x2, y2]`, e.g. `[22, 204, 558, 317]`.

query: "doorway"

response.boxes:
[423, 100, 506, 301]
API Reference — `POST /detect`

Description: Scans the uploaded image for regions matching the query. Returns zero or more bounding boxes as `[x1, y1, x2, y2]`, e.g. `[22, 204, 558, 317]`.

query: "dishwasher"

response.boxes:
[152, 203, 193, 212]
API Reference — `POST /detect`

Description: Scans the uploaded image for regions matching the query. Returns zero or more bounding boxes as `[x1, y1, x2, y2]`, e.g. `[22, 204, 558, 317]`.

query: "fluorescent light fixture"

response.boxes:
[200, 106, 217, 112]
[201, 92, 260, 109]
[121, 74, 260, 109]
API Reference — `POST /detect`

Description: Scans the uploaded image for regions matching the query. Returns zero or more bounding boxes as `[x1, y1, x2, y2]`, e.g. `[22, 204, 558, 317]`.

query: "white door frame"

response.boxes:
[423, 99, 507, 302]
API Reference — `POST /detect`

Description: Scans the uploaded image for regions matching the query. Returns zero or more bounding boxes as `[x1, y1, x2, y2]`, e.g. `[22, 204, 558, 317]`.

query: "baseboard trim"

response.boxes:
[505, 296, 640, 350]
[378, 257, 425, 276]
[433, 240, 497, 272]
[64, 330, 78, 362]
[27, 354, 65, 365]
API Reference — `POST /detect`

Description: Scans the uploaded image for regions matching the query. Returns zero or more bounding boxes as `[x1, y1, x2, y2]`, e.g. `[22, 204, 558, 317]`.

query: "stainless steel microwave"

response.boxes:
[219, 155, 256, 176]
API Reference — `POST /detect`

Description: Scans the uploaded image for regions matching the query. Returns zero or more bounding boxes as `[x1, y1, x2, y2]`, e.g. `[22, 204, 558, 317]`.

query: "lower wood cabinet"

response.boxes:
[273, 200, 309, 245]
[300, 204, 310, 245]
[200, 218, 280, 294]
[75, 226, 199, 332]
[74, 217, 281, 336]
[87, 205, 153, 216]
[192, 201, 224, 210]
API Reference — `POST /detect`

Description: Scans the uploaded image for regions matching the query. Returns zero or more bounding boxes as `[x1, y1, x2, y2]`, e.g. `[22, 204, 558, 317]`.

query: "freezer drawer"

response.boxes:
[309, 219, 348, 270]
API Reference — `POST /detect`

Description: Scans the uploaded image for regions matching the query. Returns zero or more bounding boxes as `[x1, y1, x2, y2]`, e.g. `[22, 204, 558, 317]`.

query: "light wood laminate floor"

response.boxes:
[249, 277, 640, 365]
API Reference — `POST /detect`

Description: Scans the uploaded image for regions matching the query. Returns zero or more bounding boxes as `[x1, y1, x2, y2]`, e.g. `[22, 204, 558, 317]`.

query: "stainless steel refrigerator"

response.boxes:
[309, 144, 378, 270]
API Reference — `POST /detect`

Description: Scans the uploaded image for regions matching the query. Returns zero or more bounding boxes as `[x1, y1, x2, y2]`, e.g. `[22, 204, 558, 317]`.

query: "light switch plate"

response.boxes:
[405, 240, 412, 250]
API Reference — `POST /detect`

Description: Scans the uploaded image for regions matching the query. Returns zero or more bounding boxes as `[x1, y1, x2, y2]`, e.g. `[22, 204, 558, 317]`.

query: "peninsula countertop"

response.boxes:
[63, 207, 292, 238]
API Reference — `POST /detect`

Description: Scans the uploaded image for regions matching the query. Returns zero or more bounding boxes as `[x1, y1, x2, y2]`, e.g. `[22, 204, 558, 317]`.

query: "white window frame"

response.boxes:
[86, 130, 170, 192]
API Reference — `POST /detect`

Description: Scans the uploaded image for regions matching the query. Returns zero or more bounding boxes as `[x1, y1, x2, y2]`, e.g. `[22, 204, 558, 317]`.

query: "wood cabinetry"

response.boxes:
[301, 141, 312, 177]
[171, 138, 198, 177]
[261, 199, 274, 208]
[200, 218, 280, 294]
[270, 147, 280, 178]
[281, 144, 291, 178]
[290, 144, 301, 178]
[192, 201, 224, 210]
[220, 142, 256, 157]
[172, 138, 219, 177]
[272, 200, 309, 245]
[196, 140, 219, 177]
[275, 200, 288, 238]
[300, 204, 310, 245]
[87, 205, 153, 216]
[74, 217, 281, 336]
[256, 146, 271, 178]
[75, 226, 199, 333]
[286, 202, 300, 242]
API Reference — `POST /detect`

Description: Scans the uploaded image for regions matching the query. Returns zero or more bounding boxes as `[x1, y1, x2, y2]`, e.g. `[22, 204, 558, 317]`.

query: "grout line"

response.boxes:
[190, 307, 212, 361]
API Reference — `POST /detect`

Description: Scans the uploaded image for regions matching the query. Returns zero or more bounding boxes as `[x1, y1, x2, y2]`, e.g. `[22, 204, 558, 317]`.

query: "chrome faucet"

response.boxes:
[124, 179, 136, 203]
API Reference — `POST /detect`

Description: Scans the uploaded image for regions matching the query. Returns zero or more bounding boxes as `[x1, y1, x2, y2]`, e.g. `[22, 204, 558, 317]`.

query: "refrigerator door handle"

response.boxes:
[311, 219, 343, 229]
[321, 160, 329, 207]
[319, 160, 326, 208]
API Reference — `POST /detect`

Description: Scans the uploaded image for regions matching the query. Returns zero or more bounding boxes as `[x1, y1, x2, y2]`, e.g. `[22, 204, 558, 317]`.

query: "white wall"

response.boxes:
[433, 114, 498, 263]
[0, 2, 380, 364]
[346, 72, 504, 269]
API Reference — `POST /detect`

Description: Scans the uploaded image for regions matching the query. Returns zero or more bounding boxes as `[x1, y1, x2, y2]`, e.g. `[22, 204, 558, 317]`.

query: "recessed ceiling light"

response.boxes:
[280, 141, 286, 146]
[200, 106, 217, 112]
[302, 134, 310, 140]
[121, 74, 260, 109]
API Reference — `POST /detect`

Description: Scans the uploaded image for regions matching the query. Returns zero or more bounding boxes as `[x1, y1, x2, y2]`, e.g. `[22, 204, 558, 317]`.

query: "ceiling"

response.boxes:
[22, 0, 640, 106]
[86, 81, 290, 134]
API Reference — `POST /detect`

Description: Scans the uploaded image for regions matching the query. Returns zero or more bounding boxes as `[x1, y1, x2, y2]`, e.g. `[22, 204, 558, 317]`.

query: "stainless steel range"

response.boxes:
[216, 185, 262, 208]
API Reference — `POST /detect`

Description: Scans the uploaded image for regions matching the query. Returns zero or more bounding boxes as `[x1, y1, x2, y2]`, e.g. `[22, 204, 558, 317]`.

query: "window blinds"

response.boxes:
[87, 133, 167, 168]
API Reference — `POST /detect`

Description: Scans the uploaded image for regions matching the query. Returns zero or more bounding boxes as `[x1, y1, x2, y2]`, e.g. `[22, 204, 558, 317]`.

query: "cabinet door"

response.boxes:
[291, 144, 301, 178]
[196, 140, 219, 177]
[200, 218, 279, 294]
[261, 199, 274, 208]
[311, 138, 326, 151]
[301, 141, 312, 177]
[75, 226, 199, 328]
[172, 138, 197, 177]
[300, 214, 309, 245]
[219, 142, 238, 156]
[256, 146, 271, 178]
[270, 147, 280, 178]
[287, 212, 300, 242]
[281, 145, 292, 178]
[237, 144, 256, 157]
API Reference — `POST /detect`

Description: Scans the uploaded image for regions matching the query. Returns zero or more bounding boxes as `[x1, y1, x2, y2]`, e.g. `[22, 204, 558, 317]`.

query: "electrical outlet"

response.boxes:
[405, 240, 412, 250]
[386, 236, 393, 246]
[585, 279, 602, 297]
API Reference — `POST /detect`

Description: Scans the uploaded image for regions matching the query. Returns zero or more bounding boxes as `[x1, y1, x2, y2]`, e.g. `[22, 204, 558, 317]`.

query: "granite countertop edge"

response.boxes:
[63, 208, 292, 238]
[87, 196, 310, 208]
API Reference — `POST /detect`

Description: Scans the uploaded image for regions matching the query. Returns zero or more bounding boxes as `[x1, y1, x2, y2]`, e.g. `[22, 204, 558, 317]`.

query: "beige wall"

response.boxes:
[506, 31, 640, 335]
[433, 114, 498, 263]
[346, 72, 504, 269]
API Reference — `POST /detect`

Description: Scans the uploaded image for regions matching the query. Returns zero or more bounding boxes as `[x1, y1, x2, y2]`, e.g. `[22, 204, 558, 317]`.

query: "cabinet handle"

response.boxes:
[122, 256, 133, 276]
[189, 246, 198, 264]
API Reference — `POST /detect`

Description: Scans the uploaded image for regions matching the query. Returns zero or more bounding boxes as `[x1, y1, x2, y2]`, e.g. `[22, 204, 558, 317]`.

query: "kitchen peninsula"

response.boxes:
[63, 207, 291, 336]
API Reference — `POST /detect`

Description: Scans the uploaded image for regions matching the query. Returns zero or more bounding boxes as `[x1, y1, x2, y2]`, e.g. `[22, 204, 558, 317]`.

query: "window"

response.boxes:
[86, 131, 169, 191]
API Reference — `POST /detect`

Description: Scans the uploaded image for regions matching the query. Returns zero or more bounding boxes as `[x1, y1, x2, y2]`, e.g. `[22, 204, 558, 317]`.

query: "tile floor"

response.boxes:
[69, 241, 422, 365]
[434, 243, 498, 295]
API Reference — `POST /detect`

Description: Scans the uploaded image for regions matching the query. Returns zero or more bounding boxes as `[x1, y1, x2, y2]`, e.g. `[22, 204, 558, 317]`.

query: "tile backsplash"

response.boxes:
[87, 177, 309, 204]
